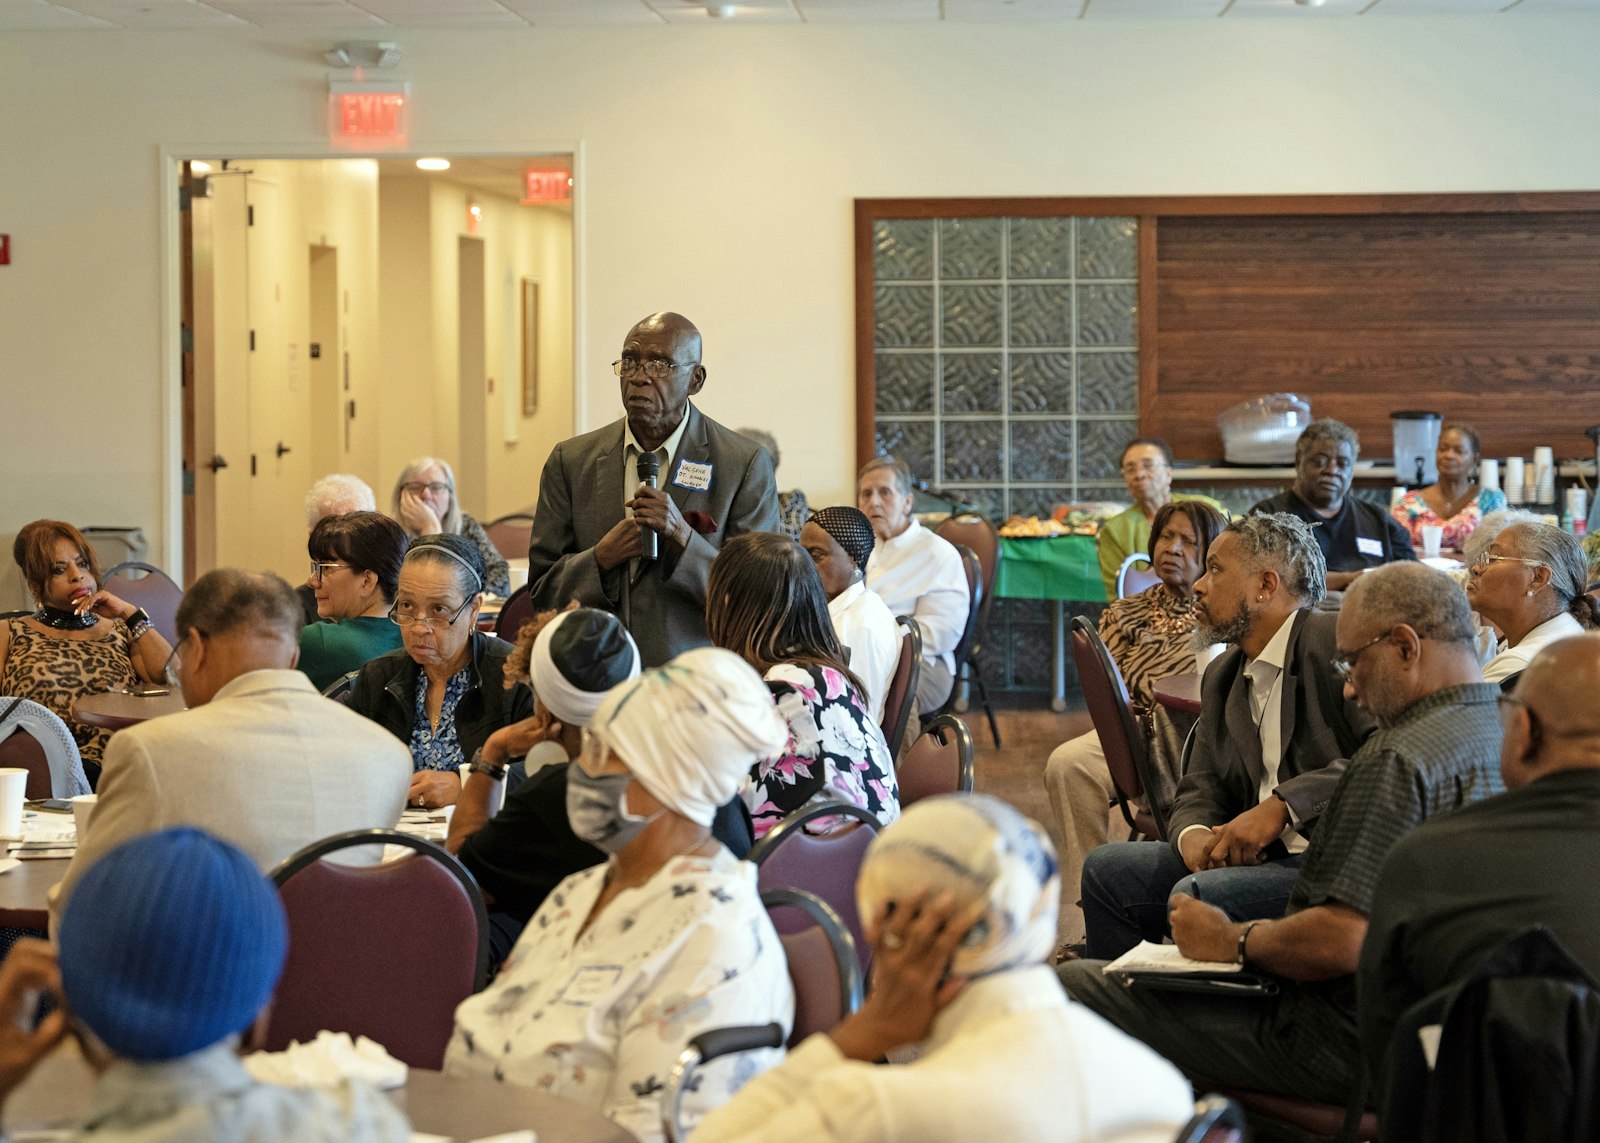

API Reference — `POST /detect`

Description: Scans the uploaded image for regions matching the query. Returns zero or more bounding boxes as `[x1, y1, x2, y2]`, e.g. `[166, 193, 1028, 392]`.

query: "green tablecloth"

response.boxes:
[995, 535, 1107, 603]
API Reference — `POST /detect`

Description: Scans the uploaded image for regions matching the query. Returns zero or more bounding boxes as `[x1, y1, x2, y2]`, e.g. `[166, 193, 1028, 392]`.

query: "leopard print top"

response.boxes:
[0, 616, 140, 774]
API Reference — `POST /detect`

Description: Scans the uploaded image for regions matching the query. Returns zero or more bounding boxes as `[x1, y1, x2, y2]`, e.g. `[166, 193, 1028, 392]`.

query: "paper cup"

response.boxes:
[458, 763, 506, 819]
[1421, 525, 1444, 559]
[70, 794, 98, 839]
[0, 769, 24, 838]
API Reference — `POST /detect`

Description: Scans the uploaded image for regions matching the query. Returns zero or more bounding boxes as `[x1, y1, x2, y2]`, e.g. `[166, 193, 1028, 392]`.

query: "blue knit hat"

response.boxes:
[58, 828, 288, 1062]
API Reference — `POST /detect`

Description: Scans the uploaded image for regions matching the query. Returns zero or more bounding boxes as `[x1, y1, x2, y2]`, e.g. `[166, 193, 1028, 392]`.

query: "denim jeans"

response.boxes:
[1080, 840, 1305, 960]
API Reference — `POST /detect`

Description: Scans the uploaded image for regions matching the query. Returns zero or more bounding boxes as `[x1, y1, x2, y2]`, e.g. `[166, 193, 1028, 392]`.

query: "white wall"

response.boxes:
[1, 15, 1598, 574]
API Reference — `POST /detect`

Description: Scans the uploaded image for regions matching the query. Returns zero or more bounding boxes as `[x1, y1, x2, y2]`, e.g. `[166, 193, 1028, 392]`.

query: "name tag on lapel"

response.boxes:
[672, 459, 713, 492]
[1356, 537, 1384, 558]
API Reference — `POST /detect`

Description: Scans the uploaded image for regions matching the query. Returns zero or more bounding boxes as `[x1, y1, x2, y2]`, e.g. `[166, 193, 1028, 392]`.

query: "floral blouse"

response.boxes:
[744, 663, 900, 838]
[444, 849, 793, 1143]
[409, 669, 469, 772]
[1391, 487, 1508, 553]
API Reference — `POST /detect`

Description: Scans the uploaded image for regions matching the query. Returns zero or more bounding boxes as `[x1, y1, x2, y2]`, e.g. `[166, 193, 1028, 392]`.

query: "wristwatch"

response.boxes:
[466, 748, 507, 782]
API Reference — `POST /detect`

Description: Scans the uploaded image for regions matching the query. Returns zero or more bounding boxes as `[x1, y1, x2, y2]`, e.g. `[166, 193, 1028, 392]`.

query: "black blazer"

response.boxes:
[1167, 608, 1375, 852]
[348, 632, 533, 768]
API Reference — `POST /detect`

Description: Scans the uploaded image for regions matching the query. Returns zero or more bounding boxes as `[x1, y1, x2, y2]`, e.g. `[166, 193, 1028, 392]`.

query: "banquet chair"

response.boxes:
[494, 584, 534, 641]
[662, 887, 863, 1143]
[102, 561, 183, 646]
[264, 829, 489, 1069]
[748, 801, 882, 970]
[1176, 1094, 1247, 1143]
[897, 712, 974, 808]
[879, 615, 922, 767]
[1070, 616, 1168, 841]
[1117, 551, 1162, 599]
[320, 670, 360, 705]
[0, 697, 87, 797]
[483, 513, 535, 562]
[925, 541, 1002, 749]
[934, 514, 1002, 747]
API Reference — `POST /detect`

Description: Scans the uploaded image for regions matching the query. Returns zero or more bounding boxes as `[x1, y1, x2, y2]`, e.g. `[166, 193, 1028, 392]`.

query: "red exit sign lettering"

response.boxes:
[522, 169, 572, 204]
[328, 81, 410, 148]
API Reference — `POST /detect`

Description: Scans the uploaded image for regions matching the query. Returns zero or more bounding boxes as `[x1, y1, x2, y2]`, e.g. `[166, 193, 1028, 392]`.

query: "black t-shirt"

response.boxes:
[457, 761, 754, 926]
[1251, 490, 1416, 572]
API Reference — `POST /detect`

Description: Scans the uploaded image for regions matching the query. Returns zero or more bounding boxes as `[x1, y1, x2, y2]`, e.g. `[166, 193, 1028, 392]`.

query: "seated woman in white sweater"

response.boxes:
[692, 794, 1194, 1143]
[800, 506, 900, 723]
[445, 647, 795, 1143]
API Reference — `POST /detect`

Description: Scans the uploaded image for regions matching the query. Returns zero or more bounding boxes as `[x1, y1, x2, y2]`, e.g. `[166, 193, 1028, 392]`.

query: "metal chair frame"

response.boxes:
[879, 615, 922, 766]
[1070, 615, 1171, 841]
[320, 670, 360, 703]
[1116, 551, 1162, 599]
[1177, 1094, 1248, 1143]
[898, 712, 976, 807]
[935, 514, 1003, 748]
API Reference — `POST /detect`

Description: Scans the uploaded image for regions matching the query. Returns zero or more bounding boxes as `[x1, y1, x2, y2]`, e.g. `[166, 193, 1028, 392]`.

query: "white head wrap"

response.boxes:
[584, 646, 788, 827]
[531, 609, 641, 728]
[856, 793, 1059, 977]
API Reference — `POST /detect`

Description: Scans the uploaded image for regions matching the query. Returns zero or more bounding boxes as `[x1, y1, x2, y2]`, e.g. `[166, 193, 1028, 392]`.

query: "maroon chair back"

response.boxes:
[935, 514, 999, 634]
[484, 514, 535, 562]
[494, 584, 535, 641]
[1117, 553, 1162, 599]
[1069, 615, 1165, 841]
[1177, 1095, 1247, 1143]
[748, 802, 882, 970]
[897, 712, 974, 808]
[762, 888, 863, 1047]
[265, 830, 489, 1069]
[944, 544, 983, 681]
[102, 562, 183, 646]
[320, 671, 359, 705]
[0, 732, 54, 799]
[1204, 1086, 1379, 1142]
[879, 616, 922, 766]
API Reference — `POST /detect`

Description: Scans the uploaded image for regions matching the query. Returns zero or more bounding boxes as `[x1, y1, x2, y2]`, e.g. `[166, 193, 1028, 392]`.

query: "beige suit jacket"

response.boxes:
[49, 669, 411, 933]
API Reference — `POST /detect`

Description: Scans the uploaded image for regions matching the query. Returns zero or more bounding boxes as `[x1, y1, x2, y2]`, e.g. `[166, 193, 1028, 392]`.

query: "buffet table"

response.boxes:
[995, 535, 1108, 712]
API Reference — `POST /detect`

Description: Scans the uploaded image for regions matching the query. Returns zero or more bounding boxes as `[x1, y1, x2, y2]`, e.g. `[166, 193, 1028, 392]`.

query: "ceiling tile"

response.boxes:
[942, 0, 1083, 21]
[1364, 0, 1509, 11]
[54, 0, 248, 24]
[0, 0, 112, 26]
[1084, 0, 1226, 15]
[1499, 0, 1600, 8]
[353, 0, 526, 22]
[205, 0, 385, 24]
[1225, 0, 1373, 16]
[646, 0, 801, 21]
[795, 0, 937, 19]
[500, 0, 661, 22]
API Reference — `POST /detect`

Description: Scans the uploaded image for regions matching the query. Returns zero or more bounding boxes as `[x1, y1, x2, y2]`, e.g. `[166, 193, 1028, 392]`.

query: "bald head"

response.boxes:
[618, 312, 707, 451]
[1344, 562, 1475, 645]
[1504, 634, 1600, 788]
[629, 312, 702, 363]
[173, 569, 303, 707]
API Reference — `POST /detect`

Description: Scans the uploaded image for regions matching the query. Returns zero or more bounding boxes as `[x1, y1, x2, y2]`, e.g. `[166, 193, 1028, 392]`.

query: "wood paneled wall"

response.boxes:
[1148, 211, 1600, 462]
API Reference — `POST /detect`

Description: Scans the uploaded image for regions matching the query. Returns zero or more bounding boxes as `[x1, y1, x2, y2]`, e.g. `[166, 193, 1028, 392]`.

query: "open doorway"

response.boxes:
[179, 154, 575, 585]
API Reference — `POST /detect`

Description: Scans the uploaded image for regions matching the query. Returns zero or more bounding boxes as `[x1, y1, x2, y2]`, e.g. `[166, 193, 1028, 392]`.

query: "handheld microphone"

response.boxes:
[636, 451, 661, 562]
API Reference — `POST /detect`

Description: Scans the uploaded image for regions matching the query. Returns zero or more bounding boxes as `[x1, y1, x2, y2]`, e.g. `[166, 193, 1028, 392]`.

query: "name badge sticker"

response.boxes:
[1356, 537, 1384, 558]
[672, 459, 713, 492]
[558, 965, 622, 1007]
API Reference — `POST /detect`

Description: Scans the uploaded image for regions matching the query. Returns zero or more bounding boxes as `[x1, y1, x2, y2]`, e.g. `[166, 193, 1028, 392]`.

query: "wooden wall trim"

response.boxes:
[853, 199, 877, 473]
[856, 192, 1600, 221]
[1136, 215, 1158, 438]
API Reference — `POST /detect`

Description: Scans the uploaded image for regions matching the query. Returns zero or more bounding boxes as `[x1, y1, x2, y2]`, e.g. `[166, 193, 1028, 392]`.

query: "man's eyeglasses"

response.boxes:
[160, 630, 199, 685]
[402, 482, 451, 496]
[612, 357, 695, 382]
[388, 596, 474, 629]
[1470, 553, 1544, 574]
[1331, 630, 1390, 680]
[308, 561, 352, 583]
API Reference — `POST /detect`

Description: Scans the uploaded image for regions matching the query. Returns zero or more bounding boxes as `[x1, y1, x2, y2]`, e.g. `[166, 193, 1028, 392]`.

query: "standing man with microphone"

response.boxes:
[527, 312, 779, 666]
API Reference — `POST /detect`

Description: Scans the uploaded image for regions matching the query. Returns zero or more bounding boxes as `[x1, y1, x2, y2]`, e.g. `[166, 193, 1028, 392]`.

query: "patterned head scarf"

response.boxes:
[583, 646, 789, 827]
[856, 793, 1059, 977]
[810, 507, 876, 576]
[531, 609, 640, 728]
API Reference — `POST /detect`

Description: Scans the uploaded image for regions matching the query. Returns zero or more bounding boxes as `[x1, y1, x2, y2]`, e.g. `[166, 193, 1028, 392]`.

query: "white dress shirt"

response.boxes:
[865, 519, 970, 673]
[691, 964, 1193, 1143]
[827, 579, 901, 722]
[623, 410, 691, 512]
[1482, 611, 1584, 684]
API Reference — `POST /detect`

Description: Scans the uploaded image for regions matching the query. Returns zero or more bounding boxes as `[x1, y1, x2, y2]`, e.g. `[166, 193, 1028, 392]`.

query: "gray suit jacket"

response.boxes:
[50, 669, 412, 932]
[1167, 609, 1376, 852]
[527, 403, 779, 667]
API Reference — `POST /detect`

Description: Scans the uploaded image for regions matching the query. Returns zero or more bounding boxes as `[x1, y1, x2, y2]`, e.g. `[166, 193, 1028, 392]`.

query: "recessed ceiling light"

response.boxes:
[416, 158, 450, 172]
[707, 4, 736, 16]
[190, 160, 212, 175]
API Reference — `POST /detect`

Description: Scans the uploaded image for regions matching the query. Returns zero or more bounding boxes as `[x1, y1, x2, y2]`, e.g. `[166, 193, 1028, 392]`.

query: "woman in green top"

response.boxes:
[299, 511, 408, 692]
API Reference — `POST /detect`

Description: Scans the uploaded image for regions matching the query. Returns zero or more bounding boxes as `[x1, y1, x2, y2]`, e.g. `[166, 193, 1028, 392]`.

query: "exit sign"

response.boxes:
[522, 169, 572, 205]
[328, 80, 410, 148]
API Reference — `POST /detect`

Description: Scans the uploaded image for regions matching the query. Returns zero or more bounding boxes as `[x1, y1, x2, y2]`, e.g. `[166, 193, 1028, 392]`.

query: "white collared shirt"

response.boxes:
[827, 579, 902, 722]
[864, 519, 970, 673]
[1482, 610, 1585, 684]
[622, 406, 692, 513]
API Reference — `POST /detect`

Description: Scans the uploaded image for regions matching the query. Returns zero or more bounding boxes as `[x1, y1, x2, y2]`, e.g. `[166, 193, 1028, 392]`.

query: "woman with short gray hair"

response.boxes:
[390, 457, 511, 597]
[1467, 521, 1600, 687]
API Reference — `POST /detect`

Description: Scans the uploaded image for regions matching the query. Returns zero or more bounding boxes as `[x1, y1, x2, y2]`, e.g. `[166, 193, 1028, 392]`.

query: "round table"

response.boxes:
[6, 1047, 637, 1140]
[0, 854, 65, 930]
[72, 690, 187, 730]
[1151, 672, 1202, 716]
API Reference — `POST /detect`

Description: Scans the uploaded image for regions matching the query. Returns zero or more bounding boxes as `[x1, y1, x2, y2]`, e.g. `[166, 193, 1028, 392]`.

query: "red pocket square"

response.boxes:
[683, 511, 718, 536]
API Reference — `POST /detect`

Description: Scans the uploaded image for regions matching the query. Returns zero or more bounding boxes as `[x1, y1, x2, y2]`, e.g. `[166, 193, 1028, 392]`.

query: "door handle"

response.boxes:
[275, 441, 292, 458]
[207, 455, 228, 472]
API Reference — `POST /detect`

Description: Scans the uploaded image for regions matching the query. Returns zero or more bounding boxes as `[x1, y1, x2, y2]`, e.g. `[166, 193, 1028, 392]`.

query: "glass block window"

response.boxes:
[873, 216, 1139, 519]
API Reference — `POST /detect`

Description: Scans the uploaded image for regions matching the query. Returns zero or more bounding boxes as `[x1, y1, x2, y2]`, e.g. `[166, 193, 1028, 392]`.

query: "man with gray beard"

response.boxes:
[1076, 513, 1375, 959]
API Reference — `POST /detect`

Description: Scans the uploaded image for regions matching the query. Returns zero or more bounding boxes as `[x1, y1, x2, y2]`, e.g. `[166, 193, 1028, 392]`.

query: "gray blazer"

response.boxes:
[527, 403, 779, 667]
[1167, 608, 1376, 852]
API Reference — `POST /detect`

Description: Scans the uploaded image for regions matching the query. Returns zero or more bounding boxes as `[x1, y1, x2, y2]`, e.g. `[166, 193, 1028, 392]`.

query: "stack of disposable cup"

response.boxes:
[1505, 457, 1526, 505]
[1534, 447, 1556, 506]
[1479, 459, 1500, 491]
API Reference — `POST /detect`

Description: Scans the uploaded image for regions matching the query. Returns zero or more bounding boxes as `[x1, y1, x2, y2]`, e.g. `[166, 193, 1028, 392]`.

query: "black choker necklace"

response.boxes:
[34, 604, 97, 631]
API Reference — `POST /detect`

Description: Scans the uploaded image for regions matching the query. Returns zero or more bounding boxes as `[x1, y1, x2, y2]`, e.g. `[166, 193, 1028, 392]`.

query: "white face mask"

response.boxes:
[565, 767, 660, 855]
